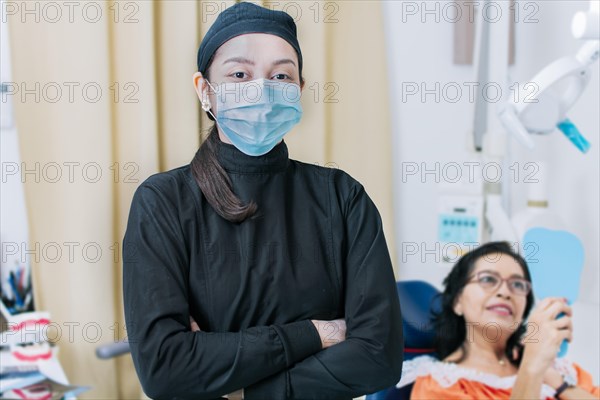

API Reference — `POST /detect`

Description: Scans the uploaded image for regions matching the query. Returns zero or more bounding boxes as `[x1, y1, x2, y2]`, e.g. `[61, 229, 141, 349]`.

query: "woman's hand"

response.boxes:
[190, 316, 201, 332]
[521, 297, 572, 375]
[543, 365, 565, 390]
[189, 315, 346, 350]
[511, 298, 572, 399]
[311, 319, 346, 349]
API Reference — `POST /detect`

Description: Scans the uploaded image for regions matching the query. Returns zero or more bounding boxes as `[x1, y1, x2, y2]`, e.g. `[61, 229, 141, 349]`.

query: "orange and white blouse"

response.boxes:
[397, 355, 600, 400]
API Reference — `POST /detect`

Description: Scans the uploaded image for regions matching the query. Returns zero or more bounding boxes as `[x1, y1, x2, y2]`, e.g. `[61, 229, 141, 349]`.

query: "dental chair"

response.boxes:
[365, 280, 441, 400]
[95, 339, 130, 359]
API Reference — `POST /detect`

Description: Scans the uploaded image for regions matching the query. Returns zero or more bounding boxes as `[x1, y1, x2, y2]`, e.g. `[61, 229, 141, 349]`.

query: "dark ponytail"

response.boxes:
[190, 126, 258, 223]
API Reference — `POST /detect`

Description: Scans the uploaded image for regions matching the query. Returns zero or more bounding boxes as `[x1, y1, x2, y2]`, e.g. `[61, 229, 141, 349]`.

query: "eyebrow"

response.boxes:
[479, 269, 525, 279]
[222, 57, 296, 67]
[223, 57, 255, 66]
[272, 58, 296, 67]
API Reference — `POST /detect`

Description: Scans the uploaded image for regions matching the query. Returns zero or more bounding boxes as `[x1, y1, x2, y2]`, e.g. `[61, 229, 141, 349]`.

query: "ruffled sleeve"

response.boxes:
[397, 355, 578, 400]
[572, 361, 600, 398]
[398, 356, 514, 400]
[411, 374, 513, 400]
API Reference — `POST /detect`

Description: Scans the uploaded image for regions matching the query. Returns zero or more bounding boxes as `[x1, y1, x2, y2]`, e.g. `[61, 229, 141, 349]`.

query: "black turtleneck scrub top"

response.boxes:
[123, 139, 403, 399]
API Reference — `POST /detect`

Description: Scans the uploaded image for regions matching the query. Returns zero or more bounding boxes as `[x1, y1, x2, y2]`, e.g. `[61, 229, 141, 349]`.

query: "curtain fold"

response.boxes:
[8, 1, 395, 397]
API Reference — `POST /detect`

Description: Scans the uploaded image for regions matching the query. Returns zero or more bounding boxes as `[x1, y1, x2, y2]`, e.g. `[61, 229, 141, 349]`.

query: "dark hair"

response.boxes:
[190, 56, 304, 223]
[433, 241, 535, 367]
[190, 126, 258, 223]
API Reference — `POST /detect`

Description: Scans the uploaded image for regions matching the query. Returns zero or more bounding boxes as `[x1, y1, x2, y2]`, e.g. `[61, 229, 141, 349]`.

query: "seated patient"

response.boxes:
[399, 241, 599, 399]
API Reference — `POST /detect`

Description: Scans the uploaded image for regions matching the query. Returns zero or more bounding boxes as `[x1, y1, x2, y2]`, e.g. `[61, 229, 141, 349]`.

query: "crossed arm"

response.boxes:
[123, 181, 402, 399]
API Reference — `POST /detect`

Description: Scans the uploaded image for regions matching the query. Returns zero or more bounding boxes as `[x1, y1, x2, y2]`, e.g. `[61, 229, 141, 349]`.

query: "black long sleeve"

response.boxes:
[123, 183, 323, 399]
[123, 139, 403, 399]
[244, 181, 403, 399]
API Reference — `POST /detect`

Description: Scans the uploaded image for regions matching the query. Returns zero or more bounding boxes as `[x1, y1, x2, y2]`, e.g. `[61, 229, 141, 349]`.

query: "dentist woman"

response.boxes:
[122, 2, 402, 399]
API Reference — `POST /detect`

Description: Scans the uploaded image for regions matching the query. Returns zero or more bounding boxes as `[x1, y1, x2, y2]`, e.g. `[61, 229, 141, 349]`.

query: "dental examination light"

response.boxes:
[572, 0, 599, 40]
[499, 1, 599, 153]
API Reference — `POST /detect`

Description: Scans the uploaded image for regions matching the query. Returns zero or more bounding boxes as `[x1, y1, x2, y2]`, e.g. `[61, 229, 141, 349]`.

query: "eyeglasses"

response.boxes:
[466, 271, 532, 296]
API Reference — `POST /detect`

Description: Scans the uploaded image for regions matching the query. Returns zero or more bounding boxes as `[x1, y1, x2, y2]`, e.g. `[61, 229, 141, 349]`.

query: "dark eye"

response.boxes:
[479, 274, 498, 285]
[511, 280, 527, 291]
[272, 73, 290, 80]
[232, 72, 246, 79]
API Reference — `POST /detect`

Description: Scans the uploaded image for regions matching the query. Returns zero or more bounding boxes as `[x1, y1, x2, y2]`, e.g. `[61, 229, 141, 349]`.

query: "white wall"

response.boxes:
[383, 0, 599, 379]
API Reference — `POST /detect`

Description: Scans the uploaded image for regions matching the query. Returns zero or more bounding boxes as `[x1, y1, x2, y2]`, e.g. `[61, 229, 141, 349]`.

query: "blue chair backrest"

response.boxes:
[365, 280, 441, 400]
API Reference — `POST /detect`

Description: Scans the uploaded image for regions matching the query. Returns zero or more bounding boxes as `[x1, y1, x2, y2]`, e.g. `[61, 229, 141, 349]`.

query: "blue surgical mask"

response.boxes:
[205, 78, 303, 156]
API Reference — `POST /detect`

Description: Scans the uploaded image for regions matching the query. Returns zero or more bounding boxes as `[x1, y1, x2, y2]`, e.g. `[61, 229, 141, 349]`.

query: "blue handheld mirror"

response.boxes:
[522, 227, 584, 357]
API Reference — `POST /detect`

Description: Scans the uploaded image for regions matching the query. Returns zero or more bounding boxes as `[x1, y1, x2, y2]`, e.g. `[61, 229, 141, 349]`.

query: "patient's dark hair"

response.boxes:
[433, 241, 534, 367]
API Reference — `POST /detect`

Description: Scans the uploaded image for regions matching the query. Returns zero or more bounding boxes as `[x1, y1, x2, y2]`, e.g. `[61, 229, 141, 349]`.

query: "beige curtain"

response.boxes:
[8, 1, 395, 398]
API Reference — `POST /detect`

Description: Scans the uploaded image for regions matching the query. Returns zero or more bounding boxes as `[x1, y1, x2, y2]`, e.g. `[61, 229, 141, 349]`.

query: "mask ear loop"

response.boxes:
[201, 79, 218, 120]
